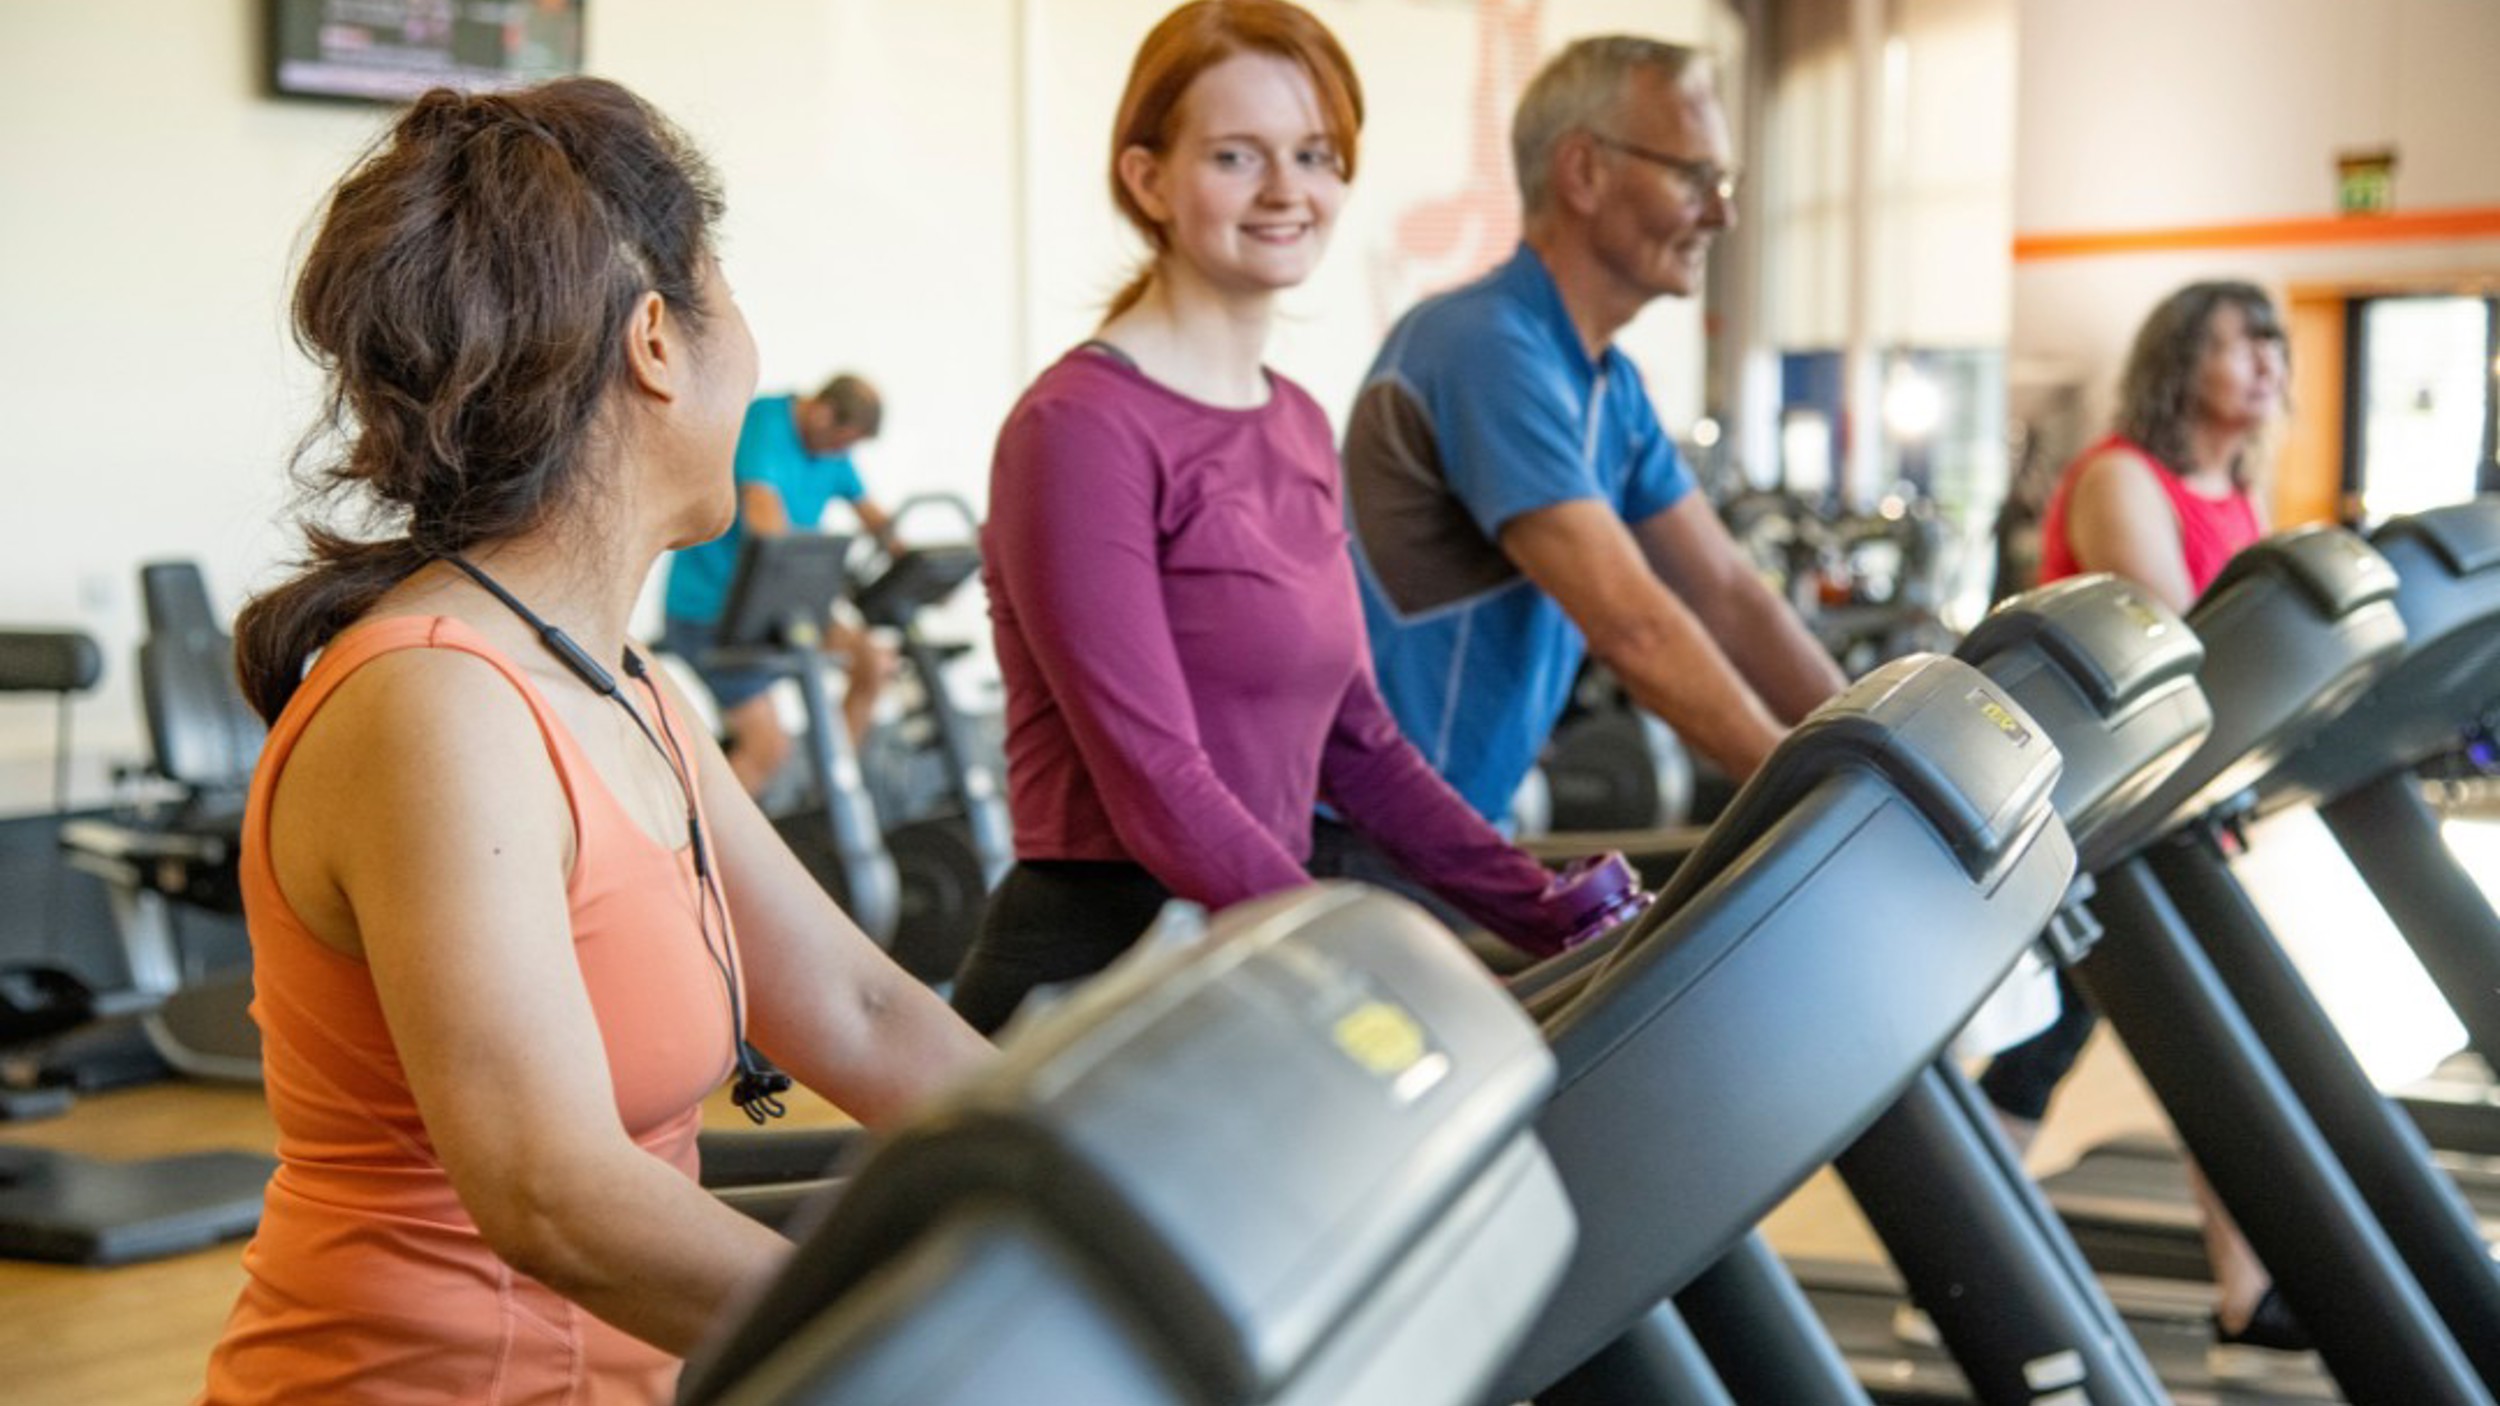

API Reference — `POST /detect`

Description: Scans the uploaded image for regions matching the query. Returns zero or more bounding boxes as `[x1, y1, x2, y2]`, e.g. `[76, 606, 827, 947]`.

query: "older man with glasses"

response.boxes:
[1318, 36, 1842, 898]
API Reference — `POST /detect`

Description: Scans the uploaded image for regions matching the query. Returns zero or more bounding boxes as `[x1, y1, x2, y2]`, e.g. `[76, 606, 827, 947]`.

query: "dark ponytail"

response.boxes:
[237, 78, 724, 722]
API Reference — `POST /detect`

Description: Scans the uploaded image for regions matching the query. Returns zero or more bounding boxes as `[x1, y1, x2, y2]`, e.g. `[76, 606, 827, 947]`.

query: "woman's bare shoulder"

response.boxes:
[279, 642, 568, 845]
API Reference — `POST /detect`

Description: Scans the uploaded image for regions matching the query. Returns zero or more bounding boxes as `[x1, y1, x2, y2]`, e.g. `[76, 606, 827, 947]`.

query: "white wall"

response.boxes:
[597, 1, 1025, 516]
[4, 0, 368, 806]
[2012, 0, 2500, 454]
[1017, 0, 1730, 433]
[1763, 0, 2015, 350]
[0, 0, 1731, 812]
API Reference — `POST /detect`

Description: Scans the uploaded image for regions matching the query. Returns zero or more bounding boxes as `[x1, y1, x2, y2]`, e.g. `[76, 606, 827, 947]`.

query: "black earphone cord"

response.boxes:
[442, 555, 790, 1123]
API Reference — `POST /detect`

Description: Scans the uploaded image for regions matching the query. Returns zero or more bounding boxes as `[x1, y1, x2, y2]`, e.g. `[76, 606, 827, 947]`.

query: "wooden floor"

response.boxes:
[4, 1081, 274, 1406]
[0, 1025, 2177, 1405]
[1, 1079, 859, 1406]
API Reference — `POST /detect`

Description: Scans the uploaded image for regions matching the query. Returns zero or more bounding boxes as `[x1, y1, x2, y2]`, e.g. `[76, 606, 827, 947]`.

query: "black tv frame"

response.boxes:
[265, 0, 588, 106]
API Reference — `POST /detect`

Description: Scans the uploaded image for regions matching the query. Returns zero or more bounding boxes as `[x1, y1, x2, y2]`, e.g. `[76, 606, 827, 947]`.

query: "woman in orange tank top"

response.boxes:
[198, 80, 990, 1405]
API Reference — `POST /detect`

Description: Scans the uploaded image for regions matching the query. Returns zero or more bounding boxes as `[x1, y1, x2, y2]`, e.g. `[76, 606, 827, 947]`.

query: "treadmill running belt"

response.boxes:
[2042, 1134, 2500, 1284]
[2399, 1050, 2500, 1157]
[1797, 1257, 2339, 1405]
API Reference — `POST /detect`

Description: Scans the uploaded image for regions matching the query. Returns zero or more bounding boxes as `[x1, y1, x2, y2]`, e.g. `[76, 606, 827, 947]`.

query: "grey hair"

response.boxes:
[2113, 281, 2285, 486]
[1513, 36, 1713, 214]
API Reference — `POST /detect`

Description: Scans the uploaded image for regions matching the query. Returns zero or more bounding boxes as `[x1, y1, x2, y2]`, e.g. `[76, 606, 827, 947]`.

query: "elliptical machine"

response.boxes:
[845, 494, 1011, 986]
[699, 532, 902, 947]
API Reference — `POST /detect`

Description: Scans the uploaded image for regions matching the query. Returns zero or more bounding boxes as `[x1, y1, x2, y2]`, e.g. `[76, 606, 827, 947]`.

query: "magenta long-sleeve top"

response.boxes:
[982, 347, 1584, 948]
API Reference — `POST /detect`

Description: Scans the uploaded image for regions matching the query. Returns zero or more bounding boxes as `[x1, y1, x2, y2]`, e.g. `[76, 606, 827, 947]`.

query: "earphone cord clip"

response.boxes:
[442, 553, 791, 1124]
[732, 1049, 793, 1124]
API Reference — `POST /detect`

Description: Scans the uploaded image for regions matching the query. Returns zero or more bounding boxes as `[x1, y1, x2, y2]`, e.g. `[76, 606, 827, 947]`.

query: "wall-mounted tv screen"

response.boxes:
[269, 1, 586, 104]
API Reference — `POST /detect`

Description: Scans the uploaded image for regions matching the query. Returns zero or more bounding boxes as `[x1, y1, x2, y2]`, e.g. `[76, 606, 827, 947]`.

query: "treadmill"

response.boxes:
[2035, 501, 2500, 1282]
[1781, 573, 2338, 1403]
[684, 650, 2084, 1402]
[2048, 1131, 2500, 1284]
[1803, 1257, 2338, 1405]
[1483, 651, 2080, 1403]
[2259, 501, 2500, 1157]
[1996, 526, 2500, 1404]
[679, 883, 1579, 1406]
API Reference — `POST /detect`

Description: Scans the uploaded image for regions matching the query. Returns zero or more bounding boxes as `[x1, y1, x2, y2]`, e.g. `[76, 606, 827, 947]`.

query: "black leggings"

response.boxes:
[1304, 817, 1477, 933]
[949, 860, 1174, 1037]
[1976, 967, 2099, 1122]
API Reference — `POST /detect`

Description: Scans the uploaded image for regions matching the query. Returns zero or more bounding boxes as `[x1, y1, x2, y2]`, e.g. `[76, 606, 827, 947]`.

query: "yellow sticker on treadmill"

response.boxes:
[1334, 1001, 1427, 1076]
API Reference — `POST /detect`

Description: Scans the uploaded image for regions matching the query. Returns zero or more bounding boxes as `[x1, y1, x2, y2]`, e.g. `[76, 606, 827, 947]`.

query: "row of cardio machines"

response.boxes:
[682, 570, 2084, 1402]
[681, 495, 2500, 1406]
[10, 497, 2495, 1402]
[1737, 499, 2500, 1405]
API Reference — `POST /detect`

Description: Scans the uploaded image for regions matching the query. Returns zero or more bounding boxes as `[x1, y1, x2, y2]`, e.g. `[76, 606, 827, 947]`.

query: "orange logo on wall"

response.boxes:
[1374, 0, 1544, 326]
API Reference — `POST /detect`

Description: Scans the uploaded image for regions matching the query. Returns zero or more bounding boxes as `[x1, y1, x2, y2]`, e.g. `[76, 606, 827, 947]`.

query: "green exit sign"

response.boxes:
[2338, 149, 2397, 215]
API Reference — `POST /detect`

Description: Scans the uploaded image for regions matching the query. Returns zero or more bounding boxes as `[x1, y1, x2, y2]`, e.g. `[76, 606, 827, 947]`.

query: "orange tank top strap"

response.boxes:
[247, 615, 726, 908]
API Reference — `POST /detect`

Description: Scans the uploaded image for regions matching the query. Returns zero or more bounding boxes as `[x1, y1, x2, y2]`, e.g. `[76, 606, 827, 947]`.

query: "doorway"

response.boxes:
[2347, 294, 2500, 519]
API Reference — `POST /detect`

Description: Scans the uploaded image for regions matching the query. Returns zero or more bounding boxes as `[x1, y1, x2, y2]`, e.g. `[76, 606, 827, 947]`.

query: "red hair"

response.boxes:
[1105, 0, 1365, 316]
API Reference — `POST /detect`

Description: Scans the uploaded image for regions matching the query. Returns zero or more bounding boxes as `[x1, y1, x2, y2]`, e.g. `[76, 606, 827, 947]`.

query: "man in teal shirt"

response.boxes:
[665, 373, 895, 795]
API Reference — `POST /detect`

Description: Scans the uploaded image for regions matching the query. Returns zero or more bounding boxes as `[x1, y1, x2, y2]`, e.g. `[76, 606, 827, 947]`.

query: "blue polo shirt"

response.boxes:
[664, 394, 867, 626]
[1343, 245, 1693, 820]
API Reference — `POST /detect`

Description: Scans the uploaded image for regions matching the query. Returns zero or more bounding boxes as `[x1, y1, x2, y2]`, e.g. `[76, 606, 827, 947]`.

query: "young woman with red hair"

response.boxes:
[953, 0, 1643, 1034]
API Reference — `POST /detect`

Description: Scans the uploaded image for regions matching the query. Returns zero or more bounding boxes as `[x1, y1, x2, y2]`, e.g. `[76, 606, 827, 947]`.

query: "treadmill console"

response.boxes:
[680, 884, 1574, 1406]
[1959, 576, 2211, 864]
[1685, 653, 2063, 890]
[2264, 498, 2500, 809]
[2083, 526, 2407, 866]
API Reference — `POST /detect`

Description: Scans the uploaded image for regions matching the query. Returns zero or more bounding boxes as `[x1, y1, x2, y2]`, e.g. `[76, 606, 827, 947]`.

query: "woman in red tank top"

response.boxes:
[1989, 281, 2297, 1353]
[200, 81, 989, 1405]
[2034, 282, 2284, 612]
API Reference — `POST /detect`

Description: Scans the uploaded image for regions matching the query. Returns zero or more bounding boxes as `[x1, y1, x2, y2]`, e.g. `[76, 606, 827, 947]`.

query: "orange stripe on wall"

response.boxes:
[2013, 206, 2500, 261]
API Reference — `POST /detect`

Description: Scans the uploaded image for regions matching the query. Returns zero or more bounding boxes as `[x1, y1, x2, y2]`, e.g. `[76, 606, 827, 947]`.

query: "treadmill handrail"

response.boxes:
[1488, 688, 2079, 1399]
[2079, 525, 2407, 868]
[2388, 495, 2500, 578]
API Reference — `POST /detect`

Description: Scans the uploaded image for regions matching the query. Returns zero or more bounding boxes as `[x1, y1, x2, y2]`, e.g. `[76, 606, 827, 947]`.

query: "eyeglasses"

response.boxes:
[1587, 133, 1740, 204]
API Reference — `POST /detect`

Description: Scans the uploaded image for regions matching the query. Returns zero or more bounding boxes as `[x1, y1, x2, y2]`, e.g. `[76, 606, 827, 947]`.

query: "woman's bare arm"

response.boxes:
[2065, 449, 2198, 613]
[647, 663, 993, 1126]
